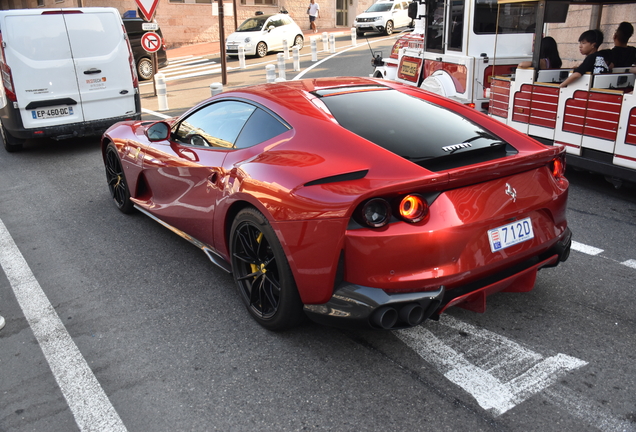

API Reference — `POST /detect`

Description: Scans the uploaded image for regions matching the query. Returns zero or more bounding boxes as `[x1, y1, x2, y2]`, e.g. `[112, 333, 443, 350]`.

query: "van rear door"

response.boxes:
[64, 9, 137, 122]
[2, 10, 85, 129]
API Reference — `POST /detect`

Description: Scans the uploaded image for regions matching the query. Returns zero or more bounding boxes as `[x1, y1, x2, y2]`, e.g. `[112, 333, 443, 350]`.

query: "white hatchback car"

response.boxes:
[226, 13, 304, 58]
[354, 1, 412, 36]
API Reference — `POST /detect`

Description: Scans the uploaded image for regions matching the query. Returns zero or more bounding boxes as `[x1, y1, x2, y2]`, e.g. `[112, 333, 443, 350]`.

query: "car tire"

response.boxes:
[137, 57, 153, 81]
[230, 207, 305, 331]
[256, 41, 268, 58]
[1, 123, 24, 153]
[104, 143, 135, 214]
[293, 35, 304, 50]
[384, 20, 394, 35]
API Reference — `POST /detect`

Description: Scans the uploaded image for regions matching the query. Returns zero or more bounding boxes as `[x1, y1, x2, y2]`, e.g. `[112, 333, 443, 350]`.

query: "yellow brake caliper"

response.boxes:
[250, 232, 264, 276]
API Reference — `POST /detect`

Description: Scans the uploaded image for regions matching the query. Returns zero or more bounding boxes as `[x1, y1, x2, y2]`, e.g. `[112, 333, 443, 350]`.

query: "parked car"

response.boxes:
[123, 17, 169, 81]
[0, 8, 141, 152]
[225, 12, 303, 58]
[101, 77, 571, 331]
[355, 0, 412, 36]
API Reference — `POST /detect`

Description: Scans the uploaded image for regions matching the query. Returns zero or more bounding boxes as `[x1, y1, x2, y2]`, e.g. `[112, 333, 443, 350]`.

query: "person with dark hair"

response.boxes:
[518, 36, 562, 69]
[560, 29, 611, 87]
[611, 22, 636, 68]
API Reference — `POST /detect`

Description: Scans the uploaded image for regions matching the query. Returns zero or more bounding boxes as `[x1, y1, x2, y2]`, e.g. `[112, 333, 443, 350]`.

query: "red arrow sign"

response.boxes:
[141, 32, 162, 53]
[135, 0, 159, 21]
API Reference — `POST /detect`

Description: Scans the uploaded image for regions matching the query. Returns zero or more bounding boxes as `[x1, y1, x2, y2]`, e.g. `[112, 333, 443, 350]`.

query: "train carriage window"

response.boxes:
[426, 0, 445, 52]
[448, 0, 465, 51]
[474, 0, 536, 34]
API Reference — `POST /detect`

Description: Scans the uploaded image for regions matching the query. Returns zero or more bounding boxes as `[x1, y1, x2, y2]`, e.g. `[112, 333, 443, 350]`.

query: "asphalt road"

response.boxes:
[1, 33, 636, 432]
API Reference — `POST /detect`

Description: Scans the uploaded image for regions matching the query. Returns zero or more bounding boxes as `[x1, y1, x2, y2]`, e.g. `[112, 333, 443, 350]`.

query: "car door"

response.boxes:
[265, 17, 285, 51]
[139, 100, 256, 244]
[64, 10, 137, 122]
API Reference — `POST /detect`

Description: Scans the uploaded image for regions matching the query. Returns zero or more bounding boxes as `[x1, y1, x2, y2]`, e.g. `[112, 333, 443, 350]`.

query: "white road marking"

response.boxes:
[544, 386, 636, 432]
[621, 259, 636, 269]
[571, 240, 604, 256]
[0, 219, 127, 432]
[141, 108, 171, 119]
[395, 315, 587, 416]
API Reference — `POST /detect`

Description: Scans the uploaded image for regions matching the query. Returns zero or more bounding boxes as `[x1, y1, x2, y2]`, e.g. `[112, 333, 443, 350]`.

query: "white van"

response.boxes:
[0, 7, 141, 152]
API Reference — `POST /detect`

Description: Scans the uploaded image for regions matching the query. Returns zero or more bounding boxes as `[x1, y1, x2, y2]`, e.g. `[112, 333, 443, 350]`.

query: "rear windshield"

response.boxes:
[318, 88, 516, 171]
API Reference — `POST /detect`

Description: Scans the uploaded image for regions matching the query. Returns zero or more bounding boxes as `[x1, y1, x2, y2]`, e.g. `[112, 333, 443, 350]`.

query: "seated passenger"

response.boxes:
[518, 36, 562, 70]
[611, 22, 636, 68]
[560, 29, 611, 88]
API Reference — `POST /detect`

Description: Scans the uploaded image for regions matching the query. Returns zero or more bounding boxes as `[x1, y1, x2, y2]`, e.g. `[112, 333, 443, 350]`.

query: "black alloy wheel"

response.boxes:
[105, 144, 134, 214]
[230, 208, 304, 330]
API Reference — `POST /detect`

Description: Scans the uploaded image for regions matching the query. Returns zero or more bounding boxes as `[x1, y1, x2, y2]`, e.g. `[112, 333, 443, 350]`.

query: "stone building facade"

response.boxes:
[0, 0, 633, 57]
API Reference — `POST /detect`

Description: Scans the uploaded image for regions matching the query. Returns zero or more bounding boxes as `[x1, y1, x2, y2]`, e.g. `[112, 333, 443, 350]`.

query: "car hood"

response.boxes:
[226, 32, 260, 43]
[356, 11, 387, 19]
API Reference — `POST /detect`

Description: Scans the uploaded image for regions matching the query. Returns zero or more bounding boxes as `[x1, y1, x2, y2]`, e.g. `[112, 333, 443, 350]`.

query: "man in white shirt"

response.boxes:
[308, 0, 320, 33]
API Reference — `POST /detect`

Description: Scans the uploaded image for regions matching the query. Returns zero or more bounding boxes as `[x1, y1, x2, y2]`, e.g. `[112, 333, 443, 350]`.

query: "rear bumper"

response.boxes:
[304, 227, 572, 330]
[3, 112, 141, 141]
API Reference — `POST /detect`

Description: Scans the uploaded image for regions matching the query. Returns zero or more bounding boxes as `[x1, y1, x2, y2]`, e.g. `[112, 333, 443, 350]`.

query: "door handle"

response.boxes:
[84, 68, 102, 75]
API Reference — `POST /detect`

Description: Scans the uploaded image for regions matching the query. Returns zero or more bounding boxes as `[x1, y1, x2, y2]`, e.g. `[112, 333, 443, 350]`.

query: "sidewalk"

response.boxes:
[166, 28, 346, 59]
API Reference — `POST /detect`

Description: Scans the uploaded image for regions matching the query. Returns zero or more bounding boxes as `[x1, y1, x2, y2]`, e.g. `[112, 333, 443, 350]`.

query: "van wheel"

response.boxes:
[137, 58, 153, 81]
[1, 124, 24, 153]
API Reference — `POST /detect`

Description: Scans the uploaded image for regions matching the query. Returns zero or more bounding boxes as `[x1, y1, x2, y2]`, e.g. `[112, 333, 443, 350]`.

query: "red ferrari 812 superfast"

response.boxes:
[101, 77, 571, 331]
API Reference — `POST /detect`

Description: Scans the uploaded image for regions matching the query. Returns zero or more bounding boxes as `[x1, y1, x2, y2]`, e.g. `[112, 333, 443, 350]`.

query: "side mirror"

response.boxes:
[146, 121, 171, 141]
[267, 25, 275, 32]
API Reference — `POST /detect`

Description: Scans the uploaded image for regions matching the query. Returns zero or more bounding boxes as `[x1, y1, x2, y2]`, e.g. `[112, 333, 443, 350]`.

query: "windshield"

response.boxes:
[237, 16, 269, 32]
[366, 3, 392, 12]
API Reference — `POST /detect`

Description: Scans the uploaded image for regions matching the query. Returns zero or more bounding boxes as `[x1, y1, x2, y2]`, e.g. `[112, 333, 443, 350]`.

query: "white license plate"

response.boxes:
[32, 106, 73, 120]
[487, 217, 534, 252]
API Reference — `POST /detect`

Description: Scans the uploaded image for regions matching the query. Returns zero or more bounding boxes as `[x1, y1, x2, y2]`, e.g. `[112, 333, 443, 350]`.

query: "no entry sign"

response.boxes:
[141, 32, 162, 53]
[135, 0, 160, 21]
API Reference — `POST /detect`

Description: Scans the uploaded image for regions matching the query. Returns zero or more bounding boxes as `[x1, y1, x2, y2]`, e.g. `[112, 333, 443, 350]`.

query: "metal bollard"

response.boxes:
[292, 46, 300, 71]
[155, 73, 168, 111]
[277, 53, 286, 81]
[266, 64, 276, 83]
[329, 34, 336, 54]
[311, 38, 318, 62]
[238, 45, 246, 69]
[210, 82, 223, 96]
[282, 39, 290, 60]
[351, 27, 357, 46]
[322, 32, 328, 51]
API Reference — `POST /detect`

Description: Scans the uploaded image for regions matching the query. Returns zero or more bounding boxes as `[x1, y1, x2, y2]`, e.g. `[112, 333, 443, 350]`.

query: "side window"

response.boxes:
[234, 108, 290, 149]
[448, 0, 465, 51]
[174, 101, 256, 148]
[281, 16, 292, 26]
[394, 3, 402, 10]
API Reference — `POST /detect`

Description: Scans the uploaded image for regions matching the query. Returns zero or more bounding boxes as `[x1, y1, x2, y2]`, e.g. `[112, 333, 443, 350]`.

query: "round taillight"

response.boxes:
[361, 198, 391, 228]
[398, 194, 428, 223]
[551, 157, 565, 178]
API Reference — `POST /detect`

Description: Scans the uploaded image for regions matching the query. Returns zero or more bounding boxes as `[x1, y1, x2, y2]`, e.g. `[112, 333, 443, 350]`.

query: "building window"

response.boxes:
[240, 0, 277, 5]
[169, 0, 213, 3]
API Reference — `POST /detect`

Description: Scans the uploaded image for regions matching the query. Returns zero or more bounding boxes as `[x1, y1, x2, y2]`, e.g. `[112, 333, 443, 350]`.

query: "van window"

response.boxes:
[5, 15, 71, 61]
[65, 13, 123, 58]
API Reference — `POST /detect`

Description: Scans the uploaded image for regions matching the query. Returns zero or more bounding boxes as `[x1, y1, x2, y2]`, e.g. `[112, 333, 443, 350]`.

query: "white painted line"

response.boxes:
[0, 219, 127, 432]
[621, 259, 636, 269]
[544, 386, 636, 432]
[395, 315, 587, 417]
[141, 108, 172, 119]
[571, 240, 604, 256]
